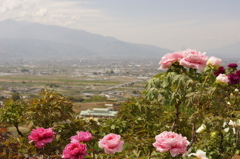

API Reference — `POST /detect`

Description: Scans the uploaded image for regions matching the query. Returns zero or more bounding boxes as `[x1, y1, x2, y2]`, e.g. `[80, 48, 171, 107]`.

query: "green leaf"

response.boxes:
[111, 125, 116, 130]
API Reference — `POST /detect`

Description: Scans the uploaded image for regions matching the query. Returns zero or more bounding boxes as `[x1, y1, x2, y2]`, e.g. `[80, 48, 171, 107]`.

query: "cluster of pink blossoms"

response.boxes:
[159, 49, 208, 71]
[28, 129, 92, 159]
[62, 131, 92, 159]
[159, 49, 240, 85]
[29, 128, 125, 158]
[28, 129, 207, 157]
[214, 63, 240, 85]
[200, 55, 240, 85]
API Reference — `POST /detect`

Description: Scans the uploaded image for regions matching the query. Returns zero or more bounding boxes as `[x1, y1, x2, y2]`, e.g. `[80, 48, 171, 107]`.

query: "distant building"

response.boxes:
[0, 101, 4, 107]
[83, 93, 94, 97]
[104, 103, 113, 107]
[77, 108, 118, 118]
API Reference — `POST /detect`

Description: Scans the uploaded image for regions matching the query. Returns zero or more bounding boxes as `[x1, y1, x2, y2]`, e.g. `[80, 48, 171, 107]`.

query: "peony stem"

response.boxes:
[201, 75, 209, 88]
[14, 123, 23, 137]
[218, 130, 224, 156]
[187, 123, 196, 150]
[171, 101, 181, 132]
[234, 128, 240, 152]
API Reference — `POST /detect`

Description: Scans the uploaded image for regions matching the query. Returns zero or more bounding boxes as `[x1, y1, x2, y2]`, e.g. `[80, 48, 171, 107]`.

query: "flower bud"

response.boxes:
[207, 56, 222, 69]
[216, 74, 229, 85]
[196, 124, 206, 133]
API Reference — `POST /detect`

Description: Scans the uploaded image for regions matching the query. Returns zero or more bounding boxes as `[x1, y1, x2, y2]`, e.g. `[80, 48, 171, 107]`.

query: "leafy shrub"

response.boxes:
[0, 50, 240, 158]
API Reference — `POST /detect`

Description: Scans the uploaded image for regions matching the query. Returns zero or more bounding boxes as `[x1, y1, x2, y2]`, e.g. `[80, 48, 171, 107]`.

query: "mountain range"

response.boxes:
[0, 19, 172, 62]
[0, 19, 239, 62]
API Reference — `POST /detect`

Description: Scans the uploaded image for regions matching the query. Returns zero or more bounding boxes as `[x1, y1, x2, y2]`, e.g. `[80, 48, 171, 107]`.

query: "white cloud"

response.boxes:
[0, 0, 114, 29]
[64, 20, 74, 26]
[0, 0, 23, 13]
[50, 14, 63, 18]
[36, 8, 48, 17]
[0, 0, 49, 19]
[70, 15, 80, 20]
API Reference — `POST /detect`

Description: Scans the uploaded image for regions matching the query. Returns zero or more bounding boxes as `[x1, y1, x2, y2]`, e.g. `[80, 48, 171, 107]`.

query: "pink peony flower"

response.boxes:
[70, 131, 92, 143]
[159, 52, 183, 69]
[28, 127, 56, 149]
[62, 142, 87, 159]
[153, 131, 189, 157]
[216, 74, 229, 84]
[207, 56, 222, 67]
[179, 49, 208, 71]
[98, 133, 124, 154]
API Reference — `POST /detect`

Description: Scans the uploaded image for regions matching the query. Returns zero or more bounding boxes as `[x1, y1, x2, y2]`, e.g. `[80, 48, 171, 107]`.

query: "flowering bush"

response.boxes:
[145, 48, 240, 158]
[0, 49, 240, 158]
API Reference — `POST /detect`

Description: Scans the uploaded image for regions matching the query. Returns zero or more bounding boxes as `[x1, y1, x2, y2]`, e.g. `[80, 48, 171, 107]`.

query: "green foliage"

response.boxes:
[46, 83, 60, 88]
[0, 96, 5, 101]
[132, 90, 140, 94]
[20, 69, 29, 72]
[106, 70, 114, 74]
[1, 61, 240, 158]
[144, 64, 240, 158]
[85, 95, 107, 102]
[0, 99, 27, 136]
[99, 97, 178, 158]
[26, 89, 74, 128]
[67, 96, 85, 102]
[54, 117, 102, 155]
[11, 93, 21, 101]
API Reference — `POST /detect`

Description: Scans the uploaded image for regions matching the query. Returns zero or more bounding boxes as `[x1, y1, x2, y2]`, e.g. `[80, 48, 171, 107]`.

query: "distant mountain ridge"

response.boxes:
[0, 19, 172, 62]
[204, 42, 240, 61]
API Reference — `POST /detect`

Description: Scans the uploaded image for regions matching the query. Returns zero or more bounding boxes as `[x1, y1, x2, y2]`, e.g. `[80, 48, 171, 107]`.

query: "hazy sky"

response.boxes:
[0, 0, 239, 51]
